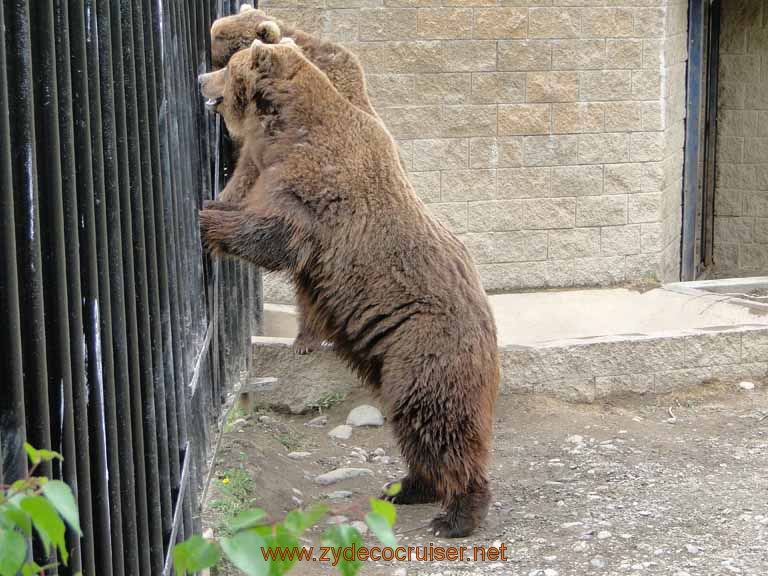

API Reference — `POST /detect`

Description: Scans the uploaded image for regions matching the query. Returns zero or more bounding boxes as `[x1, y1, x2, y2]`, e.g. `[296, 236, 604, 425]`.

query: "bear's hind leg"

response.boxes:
[430, 481, 491, 538]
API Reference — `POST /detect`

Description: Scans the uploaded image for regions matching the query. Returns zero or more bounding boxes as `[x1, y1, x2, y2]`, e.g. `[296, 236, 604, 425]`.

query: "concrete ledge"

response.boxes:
[251, 325, 768, 405]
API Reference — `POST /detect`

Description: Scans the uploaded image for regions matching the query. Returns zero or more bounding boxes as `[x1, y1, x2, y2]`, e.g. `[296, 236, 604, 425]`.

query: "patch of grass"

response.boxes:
[209, 467, 256, 537]
[223, 406, 248, 433]
[308, 391, 347, 412]
[276, 432, 302, 452]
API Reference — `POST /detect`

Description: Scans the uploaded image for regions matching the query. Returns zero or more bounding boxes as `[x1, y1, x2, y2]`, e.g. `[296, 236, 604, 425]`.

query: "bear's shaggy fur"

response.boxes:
[198, 38, 500, 537]
[206, 4, 379, 354]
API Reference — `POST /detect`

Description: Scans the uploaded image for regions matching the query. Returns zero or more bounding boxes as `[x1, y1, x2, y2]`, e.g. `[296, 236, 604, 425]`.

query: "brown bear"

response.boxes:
[198, 37, 500, 538]
[206, 4, 379, 354]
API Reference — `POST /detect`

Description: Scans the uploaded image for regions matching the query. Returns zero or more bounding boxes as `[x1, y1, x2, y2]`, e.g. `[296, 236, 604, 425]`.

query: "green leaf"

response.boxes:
[172, 535, 221, 575]
[42, 481, 82, 535]
[283, 505, 328, 537]
[321, 525, 363, 576]
[0, 504, 31, 536]
[23, 444, 62, 466]
[383, 482, 401, 498]
[365, 512, 397, 548]
[229, 508, 266, 532]
[265, 526, 301, 576]
[368, 499, 396, 526]
[19, 496, 67, 564]
[0, 528, 26, 576]
[220, 530, 270, 576]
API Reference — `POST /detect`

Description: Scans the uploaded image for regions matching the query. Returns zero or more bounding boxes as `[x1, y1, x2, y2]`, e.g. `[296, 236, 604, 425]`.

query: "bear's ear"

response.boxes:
[239, 3, 255, 13]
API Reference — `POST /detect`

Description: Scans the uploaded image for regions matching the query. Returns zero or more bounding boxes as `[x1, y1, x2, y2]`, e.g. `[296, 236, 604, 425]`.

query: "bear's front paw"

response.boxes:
[199, 209, 237, 256]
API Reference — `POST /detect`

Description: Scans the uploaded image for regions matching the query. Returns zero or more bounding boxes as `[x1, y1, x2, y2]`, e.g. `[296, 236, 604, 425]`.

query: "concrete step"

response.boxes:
[250, 284, 768, 407]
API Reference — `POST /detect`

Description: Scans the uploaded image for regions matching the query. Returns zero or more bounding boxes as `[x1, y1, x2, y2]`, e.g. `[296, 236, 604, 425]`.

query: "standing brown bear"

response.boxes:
[207, 4, 378, 354]
[199, 38, 500, 537]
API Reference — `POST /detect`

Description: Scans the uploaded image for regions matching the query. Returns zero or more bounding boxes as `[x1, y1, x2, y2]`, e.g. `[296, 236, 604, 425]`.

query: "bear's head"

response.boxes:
[199, 35, 305, 140]
[210, 4, 281, 70]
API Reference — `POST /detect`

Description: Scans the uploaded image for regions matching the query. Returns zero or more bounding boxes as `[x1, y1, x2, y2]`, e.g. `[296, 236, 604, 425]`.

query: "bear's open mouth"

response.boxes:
[205, 96, 224, 112]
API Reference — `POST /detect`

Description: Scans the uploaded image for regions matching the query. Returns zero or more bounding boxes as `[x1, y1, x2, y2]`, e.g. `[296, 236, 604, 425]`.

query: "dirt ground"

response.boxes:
[203, 382, 768, 576]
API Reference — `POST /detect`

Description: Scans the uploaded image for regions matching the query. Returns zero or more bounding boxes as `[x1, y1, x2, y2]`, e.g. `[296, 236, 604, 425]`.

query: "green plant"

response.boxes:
[210, 468, 257, 536]
[0, 444, 82, 576]
[308, 392, 347, 412]
[174, 484, 401, 576]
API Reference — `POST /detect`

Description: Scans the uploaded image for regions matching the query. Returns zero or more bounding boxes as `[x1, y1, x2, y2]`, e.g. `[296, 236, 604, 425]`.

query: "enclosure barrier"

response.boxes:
[0, 1, 260, 574]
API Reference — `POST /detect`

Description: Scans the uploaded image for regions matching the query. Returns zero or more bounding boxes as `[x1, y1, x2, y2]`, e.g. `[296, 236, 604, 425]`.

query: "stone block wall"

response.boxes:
[713, 0, 768, 277]
[261, 0, 689, 295]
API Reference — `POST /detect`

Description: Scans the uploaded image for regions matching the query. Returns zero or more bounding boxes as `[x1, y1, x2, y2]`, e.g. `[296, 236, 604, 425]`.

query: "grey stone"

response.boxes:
[373, 448, 386, 456]
[738, 381, 755, 391]
[347, 405, 385, 427]
[315, 468, 373, 485]
[288, 451, 312, 460]
[329, 425, 353, 440]
[306, 415, 329, 427]
[327, 490, 353, 499]
[597, 530, 612, 539]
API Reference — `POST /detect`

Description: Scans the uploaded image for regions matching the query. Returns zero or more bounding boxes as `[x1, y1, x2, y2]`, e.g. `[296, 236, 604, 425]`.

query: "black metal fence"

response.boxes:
[0, 1, 259, 574]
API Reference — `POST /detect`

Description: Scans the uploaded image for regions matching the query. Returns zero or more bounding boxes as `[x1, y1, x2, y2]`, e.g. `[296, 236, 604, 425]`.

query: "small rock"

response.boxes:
[685, 544, 700, 555]
[596, 530, 612, 540]
[738, 381, 755, 391]
[372, 455, 391, 465]
[327, 515, 349, 525]
[329, 425, 353, 440]
[674, 572, 692, 576]
[287, 451, 312, 460]
[291, 496, 303, 506]
[346, 405, 385, 427]
[392, 569, 407, 576]
[566, 435, 584, 444]
[590, 557, 606, 569]
[350, 520, 368, 535]
[315, 468, 373, 485]
[543, 570, 558, 576]
[232, 418, 247, 429]
[327, 490, 353, 499]
[292, 488, 303, 496]
[543, 555, 557, 562]
[258, 415, 275, 424]
[306, 415, 328, 427]
[373, 448, 386, 456]
[572, 542, 588, 552]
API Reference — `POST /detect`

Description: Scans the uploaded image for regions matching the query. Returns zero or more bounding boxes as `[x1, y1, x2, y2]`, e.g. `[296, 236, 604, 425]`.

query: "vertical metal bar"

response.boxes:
[123, 0, 176, 549]
[111, 1, 167, 571]
[95, 0, 153, 572]
[0, 0, 28, 486]
[701, 0, 721, 270]
[682, 0, 704, 281]
[6, 0, 53, 481]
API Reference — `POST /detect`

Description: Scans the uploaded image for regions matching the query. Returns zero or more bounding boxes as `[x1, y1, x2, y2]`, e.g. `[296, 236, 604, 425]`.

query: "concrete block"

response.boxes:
[409, 171, 441, 203]
[606, 39, 643, 69]
[359, 8, 418, 40]
[552, 102, 605, 134]
[497, 166, 551, 197]
[442, 40, 497, 72]
[601, 224, 641, 256]
[581, 7, 633, 38]
[470, 137, 524, 168]
[413, 138, 468, 170]
[580, 70, 632, 101]
[604, 102, 643, 132]
[415, 73, 472, 104]
[522, 197, 577, 229]
[529, 8, 581, 38]
[441, 169, 496, 201]
[548, 228, 601, 259]
[523, 135, 579, 166]
[474, 8, 528, 39]
[441, 105, 498, 137]
[464, 230, 548, 262]
[468, 200, 524, 231]
[551, 39, 606, 70]
[379, 106, 441, 138]
[498, 104, 551, 135]
[684, 332, 742, 368]
[573, 256, 626, 285]
[471, 72, 526, 104]
[417, 7, 473, 39]
[551, 165, 604, 196]
[578, 133, 630, 164]
[498, 40, 552, 71]
[527, 71, 579, 102]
